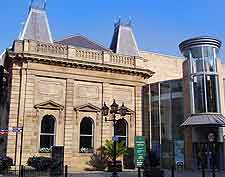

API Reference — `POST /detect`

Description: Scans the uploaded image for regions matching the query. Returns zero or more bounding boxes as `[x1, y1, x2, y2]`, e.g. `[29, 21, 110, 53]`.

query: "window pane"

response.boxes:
[206, 75, 217, 112]
[192, 58, 204, 73]
[191, 47, 203, 59]
[118, 137, 127, 146]
[80, 136, 92, 149]
[160, 82, 172, 141]
[80, 117, 92, 135]
[41, 116, 55, 133]
[40, 135, 54, 149]
[151, 84, 160, 141]
[115, 119, 127, 136]
[193, 75, 206, 113]
[203, 46, 216, 72]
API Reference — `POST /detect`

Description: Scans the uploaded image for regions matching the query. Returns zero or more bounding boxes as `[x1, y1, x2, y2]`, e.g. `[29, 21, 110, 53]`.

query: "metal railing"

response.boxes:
[0, 165, 68, 177]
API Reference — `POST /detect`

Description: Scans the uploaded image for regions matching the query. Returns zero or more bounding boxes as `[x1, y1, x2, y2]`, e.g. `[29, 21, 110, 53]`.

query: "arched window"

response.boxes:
[115, 119, 128, 147]
[80, 117, 94, 153]
[40, 115, 55, 150]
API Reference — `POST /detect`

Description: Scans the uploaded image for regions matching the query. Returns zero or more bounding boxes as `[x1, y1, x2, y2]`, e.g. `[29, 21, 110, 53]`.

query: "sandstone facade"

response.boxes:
[3, 40, 153, 170]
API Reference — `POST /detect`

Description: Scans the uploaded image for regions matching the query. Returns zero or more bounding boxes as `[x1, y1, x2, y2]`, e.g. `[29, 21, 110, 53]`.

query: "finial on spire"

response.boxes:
[114, 16, 122, 28]
[29, 0, 46, 10]
[128, 17, 132, 27]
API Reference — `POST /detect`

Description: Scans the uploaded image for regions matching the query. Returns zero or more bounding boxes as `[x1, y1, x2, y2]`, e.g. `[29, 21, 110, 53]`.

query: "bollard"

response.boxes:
[20, 165, 24, 177]
[64, 165, 68, 177]
[138, 167, 141, 177]
[171, 165, 175, 177]
[212, 161, 216, 177]
[19, 166, 21, 177]
[201, 163, 205, 177]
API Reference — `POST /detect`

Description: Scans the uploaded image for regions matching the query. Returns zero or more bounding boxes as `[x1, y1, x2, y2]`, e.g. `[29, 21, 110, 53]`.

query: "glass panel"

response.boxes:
[193, 75, 206, 113]
[172, 97, 184, 140]
[40, 135, 54, 148]
[118, 137, 127, 147]
[151, 84, 160, 142]
[191, 47, 203, 59]
[224, 79, 225, 105]
[41, 116, 55, 133]
[192, 58, 204, 73]
[80, 136, 92, 149]
[160, 82, 172, 141]
[115, 119, 127, 136]
[80, 117, 93, 135]
[203, 46, 216, 72]
[206, 75, 218, 112]
[151, 83, 160, 161]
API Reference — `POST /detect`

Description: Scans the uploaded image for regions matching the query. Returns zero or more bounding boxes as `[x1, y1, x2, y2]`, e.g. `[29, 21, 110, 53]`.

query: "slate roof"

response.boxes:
[180, 113, 225, 127]
[56, 35, 111, 52]
[20, 7, 53, 43]
[110, 23, 139, 56]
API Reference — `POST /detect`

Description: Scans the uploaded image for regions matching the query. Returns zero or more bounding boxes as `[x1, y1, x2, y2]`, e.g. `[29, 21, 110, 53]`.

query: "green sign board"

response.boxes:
[134, 136, 146, 167]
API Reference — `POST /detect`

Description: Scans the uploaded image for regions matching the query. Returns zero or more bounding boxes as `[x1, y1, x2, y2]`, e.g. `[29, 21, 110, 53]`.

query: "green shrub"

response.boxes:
[87, 151, 108, 171]
[0, 156, 13, 171]
[27, 156, 52, 171]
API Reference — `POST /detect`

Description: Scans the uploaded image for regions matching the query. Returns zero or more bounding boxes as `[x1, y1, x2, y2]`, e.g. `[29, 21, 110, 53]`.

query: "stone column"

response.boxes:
[64, 79, 74, 166]
[135, 86, 143, 136]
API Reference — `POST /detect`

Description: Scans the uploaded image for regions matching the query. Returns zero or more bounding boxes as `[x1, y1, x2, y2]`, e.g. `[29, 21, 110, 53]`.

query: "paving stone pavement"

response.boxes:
[67, 170, 225, 177]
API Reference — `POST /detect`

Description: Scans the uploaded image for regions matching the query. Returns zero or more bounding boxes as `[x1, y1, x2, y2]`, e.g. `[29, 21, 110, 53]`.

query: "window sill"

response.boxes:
[79, 152, 94, 156]
[39, 151, 51, 154]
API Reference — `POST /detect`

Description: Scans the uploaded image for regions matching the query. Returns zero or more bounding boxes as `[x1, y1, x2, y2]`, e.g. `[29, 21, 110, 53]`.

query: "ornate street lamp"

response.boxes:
[102, 99, 127, 177]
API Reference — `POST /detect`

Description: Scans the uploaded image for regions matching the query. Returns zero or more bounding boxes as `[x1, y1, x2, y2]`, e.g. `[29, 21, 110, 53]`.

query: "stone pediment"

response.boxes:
[34, 100, 64, 110]
[74, 103, 101, 112]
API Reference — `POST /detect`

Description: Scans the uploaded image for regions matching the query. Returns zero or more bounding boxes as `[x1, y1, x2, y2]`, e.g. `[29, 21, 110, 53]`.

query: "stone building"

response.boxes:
[2, 0, 225, 171]
[1, 2, 153, 171]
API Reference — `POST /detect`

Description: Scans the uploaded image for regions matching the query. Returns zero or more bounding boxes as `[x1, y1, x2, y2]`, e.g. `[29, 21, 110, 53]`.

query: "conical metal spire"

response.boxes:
[19, 0, 53, 43]
[110, 19, 139, 56]
[30, 0, 46, 10]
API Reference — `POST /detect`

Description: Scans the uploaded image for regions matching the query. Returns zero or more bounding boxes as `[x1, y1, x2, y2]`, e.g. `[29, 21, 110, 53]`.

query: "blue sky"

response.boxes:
[1, 0, 225, 60]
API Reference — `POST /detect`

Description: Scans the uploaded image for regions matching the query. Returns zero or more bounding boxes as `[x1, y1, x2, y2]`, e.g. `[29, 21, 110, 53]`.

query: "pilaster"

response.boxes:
[135, 86, 143, 136]
[64, 79, 74, 166]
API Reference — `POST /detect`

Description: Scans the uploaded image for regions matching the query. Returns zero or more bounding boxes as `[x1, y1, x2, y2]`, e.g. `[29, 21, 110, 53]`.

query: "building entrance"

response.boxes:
[193, 142, 224, 170]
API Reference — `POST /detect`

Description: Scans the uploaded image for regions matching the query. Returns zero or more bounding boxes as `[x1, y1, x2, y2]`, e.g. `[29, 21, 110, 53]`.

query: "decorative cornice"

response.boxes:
[7, 51, 154, 79]
[6, 40, 154, 79]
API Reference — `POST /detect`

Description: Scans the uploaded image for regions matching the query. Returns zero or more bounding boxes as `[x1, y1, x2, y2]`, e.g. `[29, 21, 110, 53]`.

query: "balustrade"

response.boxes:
[14, 40, 137, 68]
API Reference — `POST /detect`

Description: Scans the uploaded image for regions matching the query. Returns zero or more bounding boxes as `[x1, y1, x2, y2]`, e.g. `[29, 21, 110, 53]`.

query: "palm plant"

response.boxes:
[99, 139, 128, 160]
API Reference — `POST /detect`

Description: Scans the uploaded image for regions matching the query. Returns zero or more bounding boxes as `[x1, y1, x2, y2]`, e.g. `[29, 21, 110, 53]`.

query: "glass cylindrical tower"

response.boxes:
[179, 37, 222, 114]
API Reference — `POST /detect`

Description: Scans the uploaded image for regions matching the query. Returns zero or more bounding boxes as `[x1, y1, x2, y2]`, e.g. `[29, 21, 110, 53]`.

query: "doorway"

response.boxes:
[193, 142, 224, 170]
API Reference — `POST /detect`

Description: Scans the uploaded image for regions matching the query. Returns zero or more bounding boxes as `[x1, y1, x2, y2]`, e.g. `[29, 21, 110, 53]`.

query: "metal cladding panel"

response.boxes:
[20, 8, 53, 43]
[181, 113, 225, 127]
[110, 24, 139, 56]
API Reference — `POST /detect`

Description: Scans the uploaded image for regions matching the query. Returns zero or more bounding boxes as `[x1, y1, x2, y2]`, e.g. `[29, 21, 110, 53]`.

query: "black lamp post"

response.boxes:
[102, 100, 127, 177]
